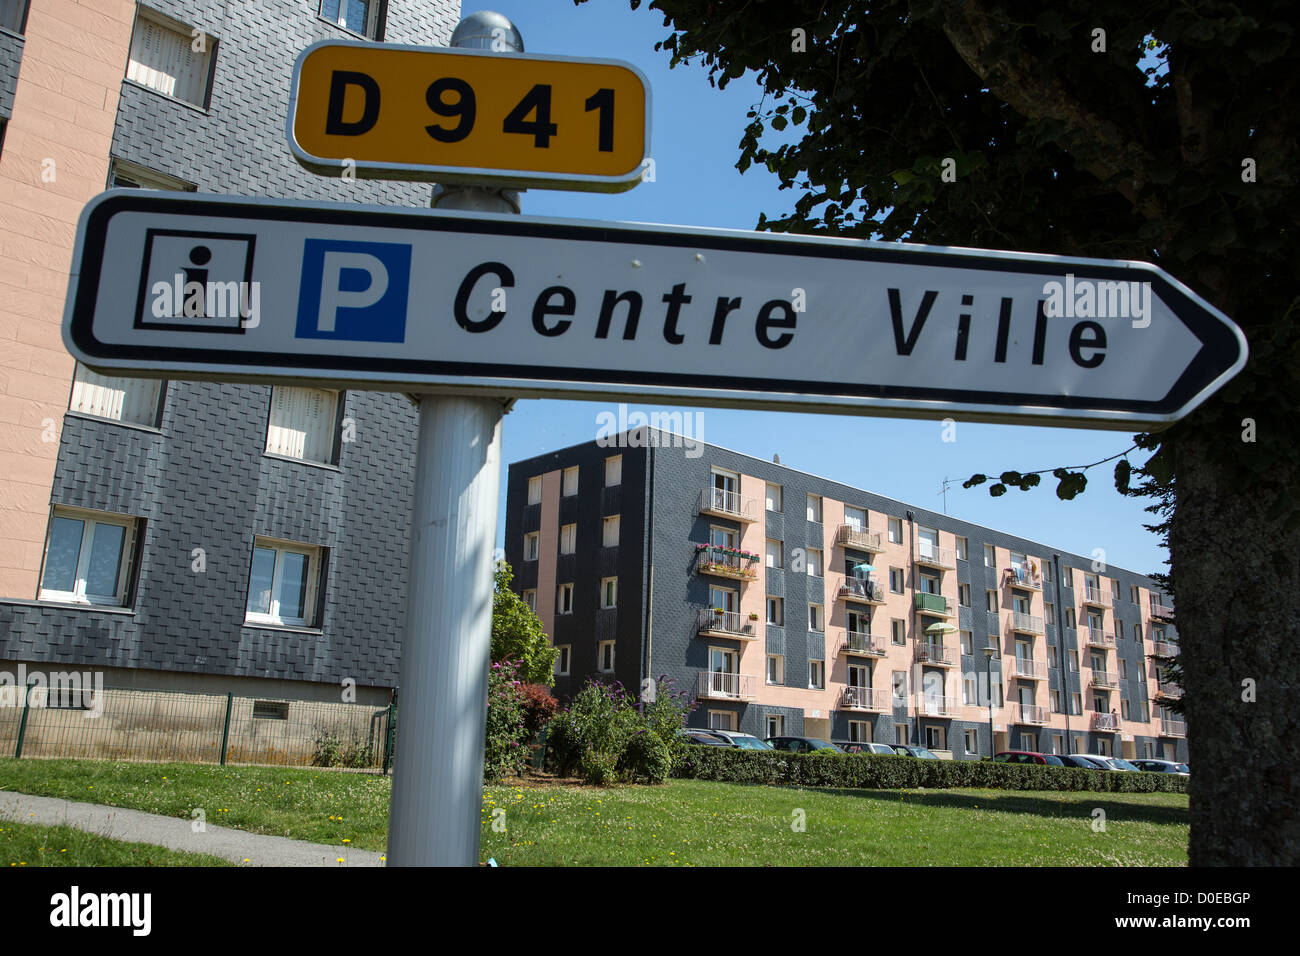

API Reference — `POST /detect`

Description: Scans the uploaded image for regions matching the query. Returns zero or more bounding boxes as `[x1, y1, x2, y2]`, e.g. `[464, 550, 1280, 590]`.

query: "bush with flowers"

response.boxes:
[483, 659, 530, 781]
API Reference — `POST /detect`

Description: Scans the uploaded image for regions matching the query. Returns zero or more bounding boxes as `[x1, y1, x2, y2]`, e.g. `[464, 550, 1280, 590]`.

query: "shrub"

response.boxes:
[310, 730, 376, 769]
[619, 730, 672, 783]
[579, 748, 620, 786]
[547, 677, 691, 785]
[520, 683, 559, 739]
[483, 660, 529, 781]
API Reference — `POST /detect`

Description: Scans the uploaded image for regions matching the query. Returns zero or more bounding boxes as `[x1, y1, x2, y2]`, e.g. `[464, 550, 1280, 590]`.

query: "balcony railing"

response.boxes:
[840, 630, 887, 657]
[1009, 658, 1048, 681]
[1005, 565, 1042, 590]
[699, 487, 758, 522]
[1151, 641, 1180, 658]
[914, 543, 956, 569]
[1156, 681, 1182, 698]
[915, 641, 955, 666]
[1011, 611, 1045, 634]
[696, 608, 759, 640]
[1161, 717, 1187, 737]
[1085, 627, 1117, 648]
[1083, 585, 1113, 608]
[1013, 703, 1049, 725]
[841, 686, 890, 711]
[1150, 602, 1175, 620]
[1091, 712, 1121, 731]
[1089, 669, 1117, 689]
[837, 525, 884, 552]
[694, 543, 760, 581]
[838, 578, 885, 604]
[917, 695, 959, 717]
[697, 671, 757, 701]
[913, 592, 952, 617]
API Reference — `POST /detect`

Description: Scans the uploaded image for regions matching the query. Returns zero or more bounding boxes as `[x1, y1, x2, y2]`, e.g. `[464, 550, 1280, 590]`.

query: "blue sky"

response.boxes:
[479, 1, 1168, 577]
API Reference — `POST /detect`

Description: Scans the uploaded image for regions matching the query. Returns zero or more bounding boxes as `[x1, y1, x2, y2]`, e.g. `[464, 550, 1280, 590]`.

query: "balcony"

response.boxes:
[913, 543, 956, 570]
[838, 578, 885, 604]
[1150, 602, 1175, 620]
[694, 543, 760, 581]
[699, 487, 758, 522]
[697, 672, 757, 701]
[913, 592, 953, 617]
[837, 525, 884, 553]
[1150, 641, 1180, 658]
[1005, 565, 1042, 590]
[841, 686, 890, 712]
[840, 629, 887, 657]
[1082, 585, 1113, 608]
[1091, 712, 1121, 732]
[696, 608, 760, 641]
[917, 695, 959, 718]
[1012, 703, 1049, 725]
[1088, 669, 1118, 689]
[1156, 681, 1182, 699]
[1085, 627, 1117, 649]
[1160, 718, 1187, 738]
[1009, 658, 1049, 681]
[915, 641, 956, 666]
[1010, 611, 1045, 634]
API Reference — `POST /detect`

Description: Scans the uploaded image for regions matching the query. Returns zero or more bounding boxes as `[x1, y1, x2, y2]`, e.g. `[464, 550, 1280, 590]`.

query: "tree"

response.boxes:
[491, 561, 558, 685]
[585, 0, 1300, 864]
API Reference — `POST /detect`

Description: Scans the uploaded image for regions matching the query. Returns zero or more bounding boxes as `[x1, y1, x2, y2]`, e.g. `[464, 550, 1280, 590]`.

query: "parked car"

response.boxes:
[708, 729, 775, 750]
[765, 736, 845, 753]
[1058, 754, 1108, 770]
[891, 744, 940, 759]
[678, 729, 731, 747]
[1097, 756, 1141, 771]
[993, 751, 1065, 766]
[1132, 759, 1190, 776]
[839, 741, 897, 756]
[1068, 753, 1119, 770]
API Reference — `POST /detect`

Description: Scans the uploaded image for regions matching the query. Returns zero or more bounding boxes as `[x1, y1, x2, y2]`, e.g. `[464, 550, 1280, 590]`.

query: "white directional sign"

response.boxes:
[63, 190, 1246, 429]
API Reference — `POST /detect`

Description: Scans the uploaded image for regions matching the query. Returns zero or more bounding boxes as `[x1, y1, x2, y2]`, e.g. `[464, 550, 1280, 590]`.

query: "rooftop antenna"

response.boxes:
[938, 476, 956, 514]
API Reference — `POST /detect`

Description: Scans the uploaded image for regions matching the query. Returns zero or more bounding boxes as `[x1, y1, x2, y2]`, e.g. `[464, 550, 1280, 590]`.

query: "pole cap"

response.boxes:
[450, 11, 524, 52]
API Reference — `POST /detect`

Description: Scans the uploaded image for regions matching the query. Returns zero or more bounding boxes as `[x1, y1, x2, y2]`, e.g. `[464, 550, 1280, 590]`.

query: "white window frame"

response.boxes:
[557, 582, 574, 615]
[126, 6, 215, 108]
[766, 654, 783, 684]
[560, 523, 577, 555]
[765, 483, 782, 512]
[891, 619, 906, 645]
[766, 714, 785, 737]
[955, 536, 967, 561]
[68, 363, 163, 428]
[554, 644, 571, 676]
[527, 476, 543, 505]
[807, 548, 823, 577]
[959, 582, 971, 607]
[766, 538, 782, 568]
[984, 544, 996, 568]
[843, 506, 867, 531]
[265, 386, 340, 465]
[604, 455, 622, 487]
[806, 494, 822, 523]
[600, 515, 620, 548]
[808, 603, 824, 632]
[597, 640, 615, 673]
[522, 588, 536, 612]
[601, 576, 618, 609]
[523, 532, 539, 562]
[887, 517, 902, 543]
[849, 720, 871, 744]
[244, 535, 322, 628]
[766, 595, 784, 626]
[808, 659, 825, 690]
[38, 507, 138, 607]
[964, 729, 979, 755]
[317, 0, 380, 38]
[562, 466, 579, 497]
[708, 710, 736, 731]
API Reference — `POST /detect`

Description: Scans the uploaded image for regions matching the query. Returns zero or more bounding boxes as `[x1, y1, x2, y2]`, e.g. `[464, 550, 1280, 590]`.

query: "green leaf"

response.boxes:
[990, 483, 1007, 497]
[963, 473, 987, 488]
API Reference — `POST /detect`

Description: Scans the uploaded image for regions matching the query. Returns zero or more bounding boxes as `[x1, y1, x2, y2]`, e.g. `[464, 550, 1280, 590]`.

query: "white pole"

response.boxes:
[386, 11, 523, 868]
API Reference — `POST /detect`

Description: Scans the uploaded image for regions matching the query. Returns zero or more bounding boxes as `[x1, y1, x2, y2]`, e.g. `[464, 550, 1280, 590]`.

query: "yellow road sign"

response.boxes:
[288, 40, 651, 192]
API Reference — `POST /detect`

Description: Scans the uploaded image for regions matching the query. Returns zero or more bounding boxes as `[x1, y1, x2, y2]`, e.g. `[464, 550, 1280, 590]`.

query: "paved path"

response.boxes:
[0, 791, 385, 866]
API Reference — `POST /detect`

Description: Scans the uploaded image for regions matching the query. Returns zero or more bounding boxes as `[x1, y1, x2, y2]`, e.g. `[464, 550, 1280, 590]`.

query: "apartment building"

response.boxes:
[0, 0, 461, 704]
[505, 429, 1187, 763]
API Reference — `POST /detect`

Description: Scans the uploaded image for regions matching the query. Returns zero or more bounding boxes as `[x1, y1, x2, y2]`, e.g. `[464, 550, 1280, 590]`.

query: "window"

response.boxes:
[318, 0, 379, 38]
[955, 536, 967, 561]
[984, 544, 996, 567]
[602, 515, 620, 547]
[601, 577, 617, 609]
[522, 589, 536, 612]
[562, 466, 579, 496]
[244, 536, 322, 627]
[523, 532, 539, 562]
[962, 676, 976, 705]
[598, 640, 615, 672]
[926, 726, 946, 750]
[843, 506, 867, 531]
[709, 711, 736, 731]
[39, 507, 139, 607]
[892, 671, 907, 699]
[849, 720, 871, 743]
[604, 455, 622, 487]
[806, 548, 823, 577]
[252, 701, 289, 721]
[887, 517, 902, 543]
[110, 157, 195, 191]
[766, 596, 784, 626]
[895, 723, 909, 745]
[958, 583, 971, 607]
[809, 660, 825, 689]
[1048, 646, 1058, 668]
[0, 0, 28, 33]
[266, 387, 340, 464]
[1118, 659, 1128, 679]
[986, 589, 998, 613]
[964, 729, 979, 755]
[766, 539, 783, 568]
[990, 674, 1004, 707]
[1050, 689, 1061, 712]
[1042, 562, 1053, 583]
[766, 655, 783, 684]
[1116, 620, 1125, 640]
[527, 476, 542, 505]
[1045, 601, 1055, 624]
[127, 7, 215, 107]
[557, 583, 574, 614]
[960, 630, 972, 654]
[917, 526, 940, 560]
[1121, 699, 1130, 719]
[560, 523, 577, 555]
[554, 645, 571, 676]
[918, 572, 939, 595]
[1131, 585, 1140, 604]
[69, 364, 162, 427]
[808, 603, 824, 632]
[891, 619, 906, 645]
[765, 483, 782, 512]
[1069, 650, 1079, 672]
[806, 494, 822, 523]
[889, 568, 904, 593]
[1066, 608, 1076, 629]
[1111, 579, 1121, 600]
[1072, 693, 1082, 715]
[766, 714, 785, 737]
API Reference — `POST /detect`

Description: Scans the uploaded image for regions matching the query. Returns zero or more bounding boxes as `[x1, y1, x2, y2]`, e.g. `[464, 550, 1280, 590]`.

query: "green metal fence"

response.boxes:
[0, 683, 396, 772]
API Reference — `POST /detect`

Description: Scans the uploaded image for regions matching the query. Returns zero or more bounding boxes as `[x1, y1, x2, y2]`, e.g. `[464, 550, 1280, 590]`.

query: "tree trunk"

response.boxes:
[1173, 425, 1300, 865]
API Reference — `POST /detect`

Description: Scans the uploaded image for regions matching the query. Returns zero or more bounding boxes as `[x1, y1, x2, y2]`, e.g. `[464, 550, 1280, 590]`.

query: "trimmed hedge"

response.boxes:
[673, 748, 1189, 794]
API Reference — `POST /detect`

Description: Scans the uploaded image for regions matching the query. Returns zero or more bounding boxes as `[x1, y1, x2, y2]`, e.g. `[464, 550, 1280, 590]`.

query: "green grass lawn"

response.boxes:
[0, 821, 232, 867]
[0, 758, 1189, 865]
